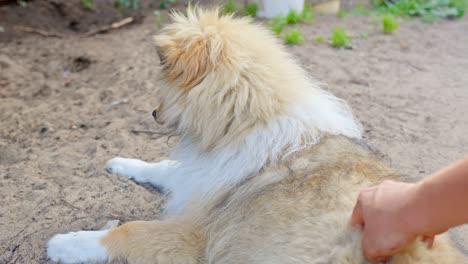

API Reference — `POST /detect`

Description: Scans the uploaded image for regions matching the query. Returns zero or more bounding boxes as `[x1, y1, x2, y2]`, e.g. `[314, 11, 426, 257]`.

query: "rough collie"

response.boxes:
[47, 8, 465, 264]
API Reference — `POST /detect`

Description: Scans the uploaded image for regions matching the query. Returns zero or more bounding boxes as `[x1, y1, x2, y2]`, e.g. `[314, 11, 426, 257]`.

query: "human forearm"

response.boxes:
[408, 158, 468, 236]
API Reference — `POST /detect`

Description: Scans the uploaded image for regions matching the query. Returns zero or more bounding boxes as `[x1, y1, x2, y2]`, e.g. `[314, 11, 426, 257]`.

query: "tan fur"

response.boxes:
[100, 8, 466, 264]
[102, 221, 204, 264]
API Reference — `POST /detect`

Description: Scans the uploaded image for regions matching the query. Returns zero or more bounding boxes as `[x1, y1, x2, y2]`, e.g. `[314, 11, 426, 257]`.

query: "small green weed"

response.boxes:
[331, 27, 352, 48]
[351, 3, 373, 15]
[269, 5, 314, 36]
[284, 28, 304, 45]
[338, 9, 349, 17]
[300, 5, 315, 23]
[159, 0, 176, 10]
[245, 3, 258, 17]
[115, 0, 139, 10]
[421, 13, 436, 23]
[268, 4, 314, 44]
[286, 10, 302, 24]
[315, 36, 324, 44]
[269, 15, 288, 35]
[223, 0, 239, 14]
[286, 7, 315, 24]
[80, 0, 94, 10]
[382, 14, 400, 33]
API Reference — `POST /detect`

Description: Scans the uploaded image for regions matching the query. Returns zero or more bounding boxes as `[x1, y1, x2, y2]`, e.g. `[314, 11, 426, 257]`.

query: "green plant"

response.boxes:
[351, 3, 373, 15]
[300, 4, 315, 23]
[286, 10, 301, 24]
[331, 27, 352, 48]
[223, 0, 239, 14]
[344, 0, 467, 22]
[159, 0, 176, 9]
[115, 0, 139, 10]
[338, 9, 349, 17]
[285, 7, 315, 24]
[284, 28, 304, 45]
[80, 0, 94, 10]
[268, 4, 314, 40]
[315, 36, 324, 44]
[269, 15, 288, 35]
[382, 14, 400, 33]
[421, 13, 436, 23]
[245, 3, 258, 16]
[372, 0, 468, 20]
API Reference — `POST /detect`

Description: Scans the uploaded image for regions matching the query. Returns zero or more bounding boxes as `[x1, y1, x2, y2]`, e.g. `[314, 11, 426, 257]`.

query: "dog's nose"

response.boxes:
[152, 109, 157, 120]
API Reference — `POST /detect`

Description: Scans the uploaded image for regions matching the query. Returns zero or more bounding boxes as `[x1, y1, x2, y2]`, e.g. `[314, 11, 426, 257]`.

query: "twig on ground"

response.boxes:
[15, 17, 135, 39]
[131, 129, 171, 137]
[60, 198, 134, 222]
[84, 17, 135, 37]
[14, 25, 64, 38]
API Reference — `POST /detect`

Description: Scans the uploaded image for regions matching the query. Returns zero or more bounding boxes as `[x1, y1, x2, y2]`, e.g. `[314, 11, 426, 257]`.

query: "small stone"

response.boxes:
[100, 220, 120, 230]
[110, 99, 128, 106]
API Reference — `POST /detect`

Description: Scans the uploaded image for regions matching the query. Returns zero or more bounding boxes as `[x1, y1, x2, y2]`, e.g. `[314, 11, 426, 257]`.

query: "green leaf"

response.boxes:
[382, 14, 400, 33]
[223, 0, 239, 14]
[269, 15, 287, 35]
[284, 28, 304, 45]
[80, 0, 94, 10]
[160, 1, 168, 9]
[331, 27, 352, 48]
[245, 3, 258, 17]
[315, 36, 324, 44]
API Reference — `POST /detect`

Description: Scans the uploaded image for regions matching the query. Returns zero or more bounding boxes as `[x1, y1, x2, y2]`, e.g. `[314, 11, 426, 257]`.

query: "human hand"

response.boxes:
[351, 180, 433, 262]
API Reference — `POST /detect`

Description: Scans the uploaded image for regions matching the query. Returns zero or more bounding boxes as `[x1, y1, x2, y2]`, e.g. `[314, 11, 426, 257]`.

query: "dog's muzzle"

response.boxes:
[152, 108, 165, 125]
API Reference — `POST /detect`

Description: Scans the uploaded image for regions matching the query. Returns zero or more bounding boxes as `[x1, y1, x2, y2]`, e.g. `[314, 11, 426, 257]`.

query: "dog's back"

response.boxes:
[202, 136, 465, 263]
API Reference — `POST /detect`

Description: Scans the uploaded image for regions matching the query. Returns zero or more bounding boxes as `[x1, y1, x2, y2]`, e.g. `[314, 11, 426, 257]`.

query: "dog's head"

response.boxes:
[153, 8, 302, 151]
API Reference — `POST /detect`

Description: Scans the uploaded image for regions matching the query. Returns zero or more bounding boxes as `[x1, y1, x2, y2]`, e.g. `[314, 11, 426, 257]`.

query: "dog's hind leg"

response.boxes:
[106, 157, 179, 190]
[47, 220, 205, 264]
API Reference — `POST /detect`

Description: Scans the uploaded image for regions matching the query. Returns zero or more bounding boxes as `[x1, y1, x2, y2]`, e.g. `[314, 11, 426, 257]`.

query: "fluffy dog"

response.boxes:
[47, 8, 465, 264]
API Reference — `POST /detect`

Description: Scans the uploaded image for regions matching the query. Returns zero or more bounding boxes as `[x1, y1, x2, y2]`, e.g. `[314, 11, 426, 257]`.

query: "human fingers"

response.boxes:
[351, 200, 364, 228]
[422, 235, 435, 249]
[351, 186, 377, 227]
[362, 233, 388, 263]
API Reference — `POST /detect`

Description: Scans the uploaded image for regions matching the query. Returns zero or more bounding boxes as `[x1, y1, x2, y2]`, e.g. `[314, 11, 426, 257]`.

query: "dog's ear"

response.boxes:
[154, 8, 229, 91]
[155, 33, 220, 91]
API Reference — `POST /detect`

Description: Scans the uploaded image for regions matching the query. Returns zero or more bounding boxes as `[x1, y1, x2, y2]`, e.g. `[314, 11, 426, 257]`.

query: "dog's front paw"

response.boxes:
[47, 230, 109, 264]
[105, 157, 146, 179]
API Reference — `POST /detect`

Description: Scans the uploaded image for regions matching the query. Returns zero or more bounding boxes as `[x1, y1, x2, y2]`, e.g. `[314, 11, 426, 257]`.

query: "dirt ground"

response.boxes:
[0, 1, 467, 263]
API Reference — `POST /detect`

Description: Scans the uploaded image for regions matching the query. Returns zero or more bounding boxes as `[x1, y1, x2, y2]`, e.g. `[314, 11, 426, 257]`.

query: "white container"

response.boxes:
[256, 0, 305, 18]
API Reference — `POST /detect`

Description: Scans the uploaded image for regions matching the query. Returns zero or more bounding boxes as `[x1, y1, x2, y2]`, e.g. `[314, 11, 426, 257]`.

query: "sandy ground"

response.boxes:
[1, 5, 467, 263]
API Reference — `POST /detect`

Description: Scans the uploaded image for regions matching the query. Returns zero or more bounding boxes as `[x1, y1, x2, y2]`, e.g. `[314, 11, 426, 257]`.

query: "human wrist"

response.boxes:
[405, 179, 446, 237]
[400, 181, 431, 237]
